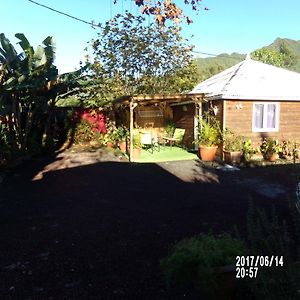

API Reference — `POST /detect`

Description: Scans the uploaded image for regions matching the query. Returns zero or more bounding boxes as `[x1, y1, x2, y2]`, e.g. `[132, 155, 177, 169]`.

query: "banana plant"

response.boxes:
[0, 33, 58, 150]
[0, 32, 92, 154]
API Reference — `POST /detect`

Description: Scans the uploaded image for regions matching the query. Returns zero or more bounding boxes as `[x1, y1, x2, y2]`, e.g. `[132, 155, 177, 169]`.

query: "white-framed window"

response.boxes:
[252, 102, 280, 132]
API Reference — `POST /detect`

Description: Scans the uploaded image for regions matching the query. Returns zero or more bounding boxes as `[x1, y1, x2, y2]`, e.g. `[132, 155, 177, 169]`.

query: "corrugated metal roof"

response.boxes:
[190, 57, 300, 101]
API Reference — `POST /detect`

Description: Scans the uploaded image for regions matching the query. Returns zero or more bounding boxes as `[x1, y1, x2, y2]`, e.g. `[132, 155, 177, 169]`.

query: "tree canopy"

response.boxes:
[251, 42, 297, 69]
[89, 12, 200, 97]
[114, 0, 207, 25]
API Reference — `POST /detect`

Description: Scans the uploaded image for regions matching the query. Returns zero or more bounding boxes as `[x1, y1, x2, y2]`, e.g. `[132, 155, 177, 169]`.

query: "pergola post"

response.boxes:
[129, 101, 138, 162]
[194, 100, 202, 151]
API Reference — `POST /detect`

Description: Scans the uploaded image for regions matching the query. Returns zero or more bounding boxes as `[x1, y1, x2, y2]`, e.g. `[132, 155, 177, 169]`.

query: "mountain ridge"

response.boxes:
[195, 37, 300, 80]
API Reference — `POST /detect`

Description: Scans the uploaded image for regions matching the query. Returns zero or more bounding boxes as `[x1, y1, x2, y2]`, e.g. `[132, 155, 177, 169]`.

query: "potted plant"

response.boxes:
[223, 129, 243, 164]
[104, 119, 117, 149]
[196, 113, 222, 161]
[103, 133, 115, 149]
[164, 118, 176, 138]
[114, 125, 129, 152]
[260, 137, 281, 161]
[132, 130, 142, 161]
[279, 139, 300, 161]
[242, 139, 260, 162]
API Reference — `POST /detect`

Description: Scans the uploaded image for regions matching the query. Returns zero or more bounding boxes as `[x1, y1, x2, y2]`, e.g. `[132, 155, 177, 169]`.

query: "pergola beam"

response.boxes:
[113, 93, 204, 107]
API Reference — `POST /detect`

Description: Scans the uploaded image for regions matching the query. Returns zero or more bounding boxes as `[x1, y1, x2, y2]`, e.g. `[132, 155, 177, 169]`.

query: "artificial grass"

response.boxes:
[136, 146, 198, 163]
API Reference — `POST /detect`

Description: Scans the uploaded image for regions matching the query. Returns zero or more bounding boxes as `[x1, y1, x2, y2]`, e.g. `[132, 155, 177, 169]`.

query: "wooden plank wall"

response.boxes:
[134, 105, 172, 138]
[135, 106, 164, 128]
[225, 100, 300, 143]
[172, 103, 195, 148]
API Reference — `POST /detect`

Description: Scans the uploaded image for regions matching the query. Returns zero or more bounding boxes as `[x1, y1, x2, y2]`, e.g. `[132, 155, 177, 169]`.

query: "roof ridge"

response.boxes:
[220, 60, 245, 94]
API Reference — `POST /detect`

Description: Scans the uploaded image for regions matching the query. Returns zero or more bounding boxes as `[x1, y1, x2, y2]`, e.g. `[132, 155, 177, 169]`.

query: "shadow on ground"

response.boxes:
[0, 155, 294, 299]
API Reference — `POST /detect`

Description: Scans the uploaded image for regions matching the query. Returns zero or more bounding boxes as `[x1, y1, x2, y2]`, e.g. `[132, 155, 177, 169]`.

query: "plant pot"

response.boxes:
[223, 150, 242, 164]
[106, 141, 113, 149]
[132, 148, 141, 161]
[199, 145, 218, 161]
[267, 153, 279, 162]
[118, 140, 127, 152]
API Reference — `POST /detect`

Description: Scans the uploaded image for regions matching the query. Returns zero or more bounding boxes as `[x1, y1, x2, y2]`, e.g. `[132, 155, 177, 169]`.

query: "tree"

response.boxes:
[114, 0, 208, 25]
[90, 12, 199, 97]
[251, 48, 285, 68]
[251, 42, 297, 69]
[279, 42, 297, 69]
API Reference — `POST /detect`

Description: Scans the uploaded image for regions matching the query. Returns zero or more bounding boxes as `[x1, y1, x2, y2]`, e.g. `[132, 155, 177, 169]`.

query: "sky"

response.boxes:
[2, 0, 300, 74]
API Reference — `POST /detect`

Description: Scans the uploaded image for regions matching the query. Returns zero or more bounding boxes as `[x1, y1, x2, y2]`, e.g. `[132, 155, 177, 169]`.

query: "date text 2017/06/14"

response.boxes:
[236, 256, 284, 278]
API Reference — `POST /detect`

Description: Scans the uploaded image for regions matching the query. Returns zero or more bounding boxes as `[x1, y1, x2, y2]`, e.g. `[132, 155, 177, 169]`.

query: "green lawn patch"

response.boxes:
[137, 146, 198, 163]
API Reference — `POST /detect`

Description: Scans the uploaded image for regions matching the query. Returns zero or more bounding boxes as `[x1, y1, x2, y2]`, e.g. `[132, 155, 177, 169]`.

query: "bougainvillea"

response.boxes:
[72, 109, 107, 133]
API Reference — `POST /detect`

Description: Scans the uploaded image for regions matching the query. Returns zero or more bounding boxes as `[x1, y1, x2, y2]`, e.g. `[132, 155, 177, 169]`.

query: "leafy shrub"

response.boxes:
[260, 137, 281, 158]
[242, 139, 258, 161]
[165, 118, 176, 138]
[113, 125, 129, 142]
[280, 139, 299, 161]
[72, 109, 107, 133]
[133, 130, 142, 148]
[196, 113, 222, 146]
[161, 233, 245, 297]
[223, 129, 243, 152]
[73, 120, 100, 144]
[0, 123, 16, 160]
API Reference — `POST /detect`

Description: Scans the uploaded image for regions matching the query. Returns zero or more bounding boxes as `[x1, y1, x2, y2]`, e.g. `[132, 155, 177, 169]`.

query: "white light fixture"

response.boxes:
[212, 105, 218, 115]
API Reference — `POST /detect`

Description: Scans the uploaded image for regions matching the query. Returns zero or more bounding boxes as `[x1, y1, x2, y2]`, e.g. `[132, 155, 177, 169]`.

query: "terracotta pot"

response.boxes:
[106, 141, 113, 149]
[199, 145, 218, 161]
[268, 153, 279, 162]
[223, 150, 242, 164]
[118, 140, 127, 152]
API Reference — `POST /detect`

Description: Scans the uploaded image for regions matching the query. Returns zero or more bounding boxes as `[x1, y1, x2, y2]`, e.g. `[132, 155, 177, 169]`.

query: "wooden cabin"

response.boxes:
[190, 57, 300, 143]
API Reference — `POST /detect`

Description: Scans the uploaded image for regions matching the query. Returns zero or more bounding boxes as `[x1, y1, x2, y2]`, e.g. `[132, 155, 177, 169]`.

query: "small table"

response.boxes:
[163, 136, 178, 148]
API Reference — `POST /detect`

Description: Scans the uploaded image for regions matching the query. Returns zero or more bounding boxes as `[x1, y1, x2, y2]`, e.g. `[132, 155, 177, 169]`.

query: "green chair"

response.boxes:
[163, 128, 185, 148]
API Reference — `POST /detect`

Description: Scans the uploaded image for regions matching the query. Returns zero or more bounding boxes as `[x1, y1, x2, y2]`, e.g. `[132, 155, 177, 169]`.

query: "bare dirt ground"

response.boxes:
[0, 148, 297, 299]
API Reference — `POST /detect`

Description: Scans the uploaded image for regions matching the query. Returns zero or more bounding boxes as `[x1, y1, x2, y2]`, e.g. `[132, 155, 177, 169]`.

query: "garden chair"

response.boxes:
[140, 131, 160, 153]
[163, 128, 185, 148]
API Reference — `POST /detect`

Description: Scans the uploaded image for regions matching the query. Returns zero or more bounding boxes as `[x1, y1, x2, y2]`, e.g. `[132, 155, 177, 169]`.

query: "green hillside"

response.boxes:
[194, 53, 245, 81]
[265, 38, 300, 71]
[267, 38, 300, 54]
[194, 38, 300, 81]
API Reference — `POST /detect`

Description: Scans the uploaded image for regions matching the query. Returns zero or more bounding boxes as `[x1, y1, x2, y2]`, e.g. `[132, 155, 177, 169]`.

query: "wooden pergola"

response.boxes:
[113, 93, 204, 161]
